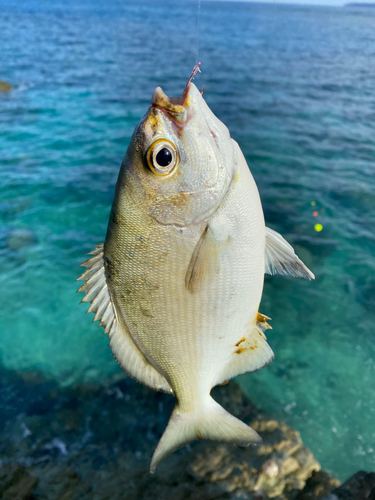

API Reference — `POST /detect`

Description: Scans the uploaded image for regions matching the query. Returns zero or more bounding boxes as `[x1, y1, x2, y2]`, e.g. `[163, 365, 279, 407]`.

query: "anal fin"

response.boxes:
[214, 313, 274, 386]
[77, 245, 173, 394]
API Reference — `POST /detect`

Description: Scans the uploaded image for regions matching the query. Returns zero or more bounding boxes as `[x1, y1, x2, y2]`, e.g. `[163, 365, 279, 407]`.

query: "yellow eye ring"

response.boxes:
[146, 139, 178, 177]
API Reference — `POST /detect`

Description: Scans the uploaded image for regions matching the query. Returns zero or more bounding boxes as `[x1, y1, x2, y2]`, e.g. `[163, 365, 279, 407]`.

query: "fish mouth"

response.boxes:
[151, 62, 201, 124]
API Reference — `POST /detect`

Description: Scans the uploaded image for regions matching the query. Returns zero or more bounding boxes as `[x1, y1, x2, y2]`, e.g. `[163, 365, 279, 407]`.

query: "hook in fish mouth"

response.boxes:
[187, 62, 201, 87]
[151, 63, 202, 124]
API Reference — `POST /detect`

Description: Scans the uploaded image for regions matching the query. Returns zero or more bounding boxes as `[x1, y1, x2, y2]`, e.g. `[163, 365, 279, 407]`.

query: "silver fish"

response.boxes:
[77, 64, 314, 472]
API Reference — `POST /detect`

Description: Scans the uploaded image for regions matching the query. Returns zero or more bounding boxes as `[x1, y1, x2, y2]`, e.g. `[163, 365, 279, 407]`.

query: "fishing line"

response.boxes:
[196, 0, 201, 64]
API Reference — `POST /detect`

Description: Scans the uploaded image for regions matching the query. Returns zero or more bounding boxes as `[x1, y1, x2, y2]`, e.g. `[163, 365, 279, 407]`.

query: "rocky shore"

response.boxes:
[0, 367, 373, 499]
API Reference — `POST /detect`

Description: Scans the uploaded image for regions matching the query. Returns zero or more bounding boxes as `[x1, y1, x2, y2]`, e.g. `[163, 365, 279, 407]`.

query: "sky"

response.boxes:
[203, 0, 375, 7]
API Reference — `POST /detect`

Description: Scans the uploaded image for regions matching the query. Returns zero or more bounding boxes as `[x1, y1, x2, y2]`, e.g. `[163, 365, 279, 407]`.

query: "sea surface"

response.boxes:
[1, 0, 375, 482]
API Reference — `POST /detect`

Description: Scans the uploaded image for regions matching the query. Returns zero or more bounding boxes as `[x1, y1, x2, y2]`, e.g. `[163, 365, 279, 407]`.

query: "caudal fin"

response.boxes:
[150, 396, 261, 472]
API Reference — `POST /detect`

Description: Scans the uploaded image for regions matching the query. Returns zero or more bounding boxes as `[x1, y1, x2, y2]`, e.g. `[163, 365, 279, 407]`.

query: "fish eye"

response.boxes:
[146, 139, 178, 176]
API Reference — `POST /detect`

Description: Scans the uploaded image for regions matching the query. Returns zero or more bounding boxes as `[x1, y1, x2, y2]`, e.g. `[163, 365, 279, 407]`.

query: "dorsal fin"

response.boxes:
[77, 245, 173, 394]
[265, 227, 315, 280]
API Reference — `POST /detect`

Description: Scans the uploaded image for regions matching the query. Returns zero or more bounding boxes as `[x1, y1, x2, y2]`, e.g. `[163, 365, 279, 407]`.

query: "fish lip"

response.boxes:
[151, 89, 187, 124]
[150, 62, 201, 124]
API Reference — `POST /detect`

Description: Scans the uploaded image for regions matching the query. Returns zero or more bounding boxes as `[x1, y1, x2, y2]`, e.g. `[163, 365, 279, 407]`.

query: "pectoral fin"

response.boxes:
[265, 227, 314, 280]
[185, 224, 229, 294]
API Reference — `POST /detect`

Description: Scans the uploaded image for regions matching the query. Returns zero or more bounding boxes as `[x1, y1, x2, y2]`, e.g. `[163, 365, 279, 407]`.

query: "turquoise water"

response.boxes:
[1, 0, 375, 481]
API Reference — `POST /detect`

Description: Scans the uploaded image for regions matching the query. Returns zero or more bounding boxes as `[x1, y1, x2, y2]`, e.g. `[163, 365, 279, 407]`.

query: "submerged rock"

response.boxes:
[32, 464, 90, 500]
[0, 81, 13, 92]
[189, 419, 321, 499]
[0, 367, 370, 499]
[0, 464, 38, 500]
[324, 471, 375, 500]
[6, 228, 37, 250]
[296, 470, 341, 499]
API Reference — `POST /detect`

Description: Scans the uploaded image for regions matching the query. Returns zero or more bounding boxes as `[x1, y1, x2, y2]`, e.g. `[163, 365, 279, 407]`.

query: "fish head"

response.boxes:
[119, 69, 235, 227]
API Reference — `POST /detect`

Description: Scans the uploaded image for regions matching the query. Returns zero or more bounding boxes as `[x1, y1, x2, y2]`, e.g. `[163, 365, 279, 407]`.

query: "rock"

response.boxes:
[189, 419, 321, 500]
[0, 366, 366, 500]
[0, 464, 38, 499]
[0, 81, 13, 92]
[324, 471, 375, 500]
[7, 228, 37, 250]
[296, 470, 340, 499]
[31, 464, 91, 500]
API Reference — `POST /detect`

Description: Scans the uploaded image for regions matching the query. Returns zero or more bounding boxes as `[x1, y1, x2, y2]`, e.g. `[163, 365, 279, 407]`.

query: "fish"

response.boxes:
[77, 63, 314, 472]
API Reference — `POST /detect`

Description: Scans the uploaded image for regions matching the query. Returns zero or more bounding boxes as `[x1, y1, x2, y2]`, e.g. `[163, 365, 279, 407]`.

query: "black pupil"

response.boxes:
[155, 147, 172, 168]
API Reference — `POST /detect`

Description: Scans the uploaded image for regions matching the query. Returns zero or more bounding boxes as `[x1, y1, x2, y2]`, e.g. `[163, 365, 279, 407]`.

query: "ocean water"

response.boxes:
[1, 0, 375, 482]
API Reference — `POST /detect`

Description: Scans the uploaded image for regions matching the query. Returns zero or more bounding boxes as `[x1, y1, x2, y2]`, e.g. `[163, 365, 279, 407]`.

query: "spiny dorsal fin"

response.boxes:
[256, 312, 272, 334]
[77, 245, 173, 394]
[185, 225, 230, 293]
[265, 227, 315, 280]
[77, 245, 116, 334]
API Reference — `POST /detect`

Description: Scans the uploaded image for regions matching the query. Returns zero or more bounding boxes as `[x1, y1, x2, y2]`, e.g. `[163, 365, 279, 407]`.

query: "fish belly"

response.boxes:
[105, 157, 265, 408]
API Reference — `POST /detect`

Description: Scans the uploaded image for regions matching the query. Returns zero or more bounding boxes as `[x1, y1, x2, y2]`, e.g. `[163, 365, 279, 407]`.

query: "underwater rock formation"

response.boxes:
[0, 367, 371, 499]
[0, 81, 13, 92]
[6, 228, 37, 250]
[0, 464, 37, 500]
[324, 471, 375, 500]
[189, 418, 325, 499]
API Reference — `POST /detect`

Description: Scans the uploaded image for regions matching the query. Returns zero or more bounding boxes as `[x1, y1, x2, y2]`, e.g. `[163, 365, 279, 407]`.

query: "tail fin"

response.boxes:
[150, 396, 261, 472]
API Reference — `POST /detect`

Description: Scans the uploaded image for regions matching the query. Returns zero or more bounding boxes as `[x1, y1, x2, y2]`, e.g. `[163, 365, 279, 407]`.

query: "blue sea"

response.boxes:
[1, 0, 375, 482]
